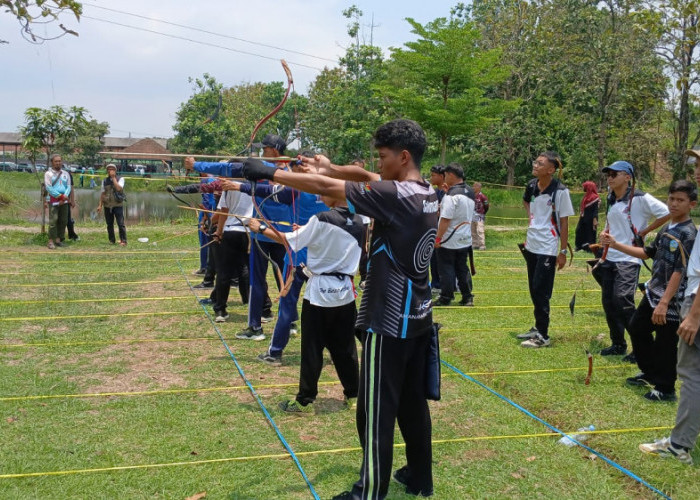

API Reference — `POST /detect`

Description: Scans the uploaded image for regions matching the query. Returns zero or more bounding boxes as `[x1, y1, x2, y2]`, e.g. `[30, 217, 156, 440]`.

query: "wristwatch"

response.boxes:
[258, 223, 268, 233]
[559, 248, 568, 255]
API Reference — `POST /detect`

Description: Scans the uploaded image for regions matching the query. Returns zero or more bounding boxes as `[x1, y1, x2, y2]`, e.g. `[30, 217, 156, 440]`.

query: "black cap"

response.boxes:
[252, 134, 286, 154]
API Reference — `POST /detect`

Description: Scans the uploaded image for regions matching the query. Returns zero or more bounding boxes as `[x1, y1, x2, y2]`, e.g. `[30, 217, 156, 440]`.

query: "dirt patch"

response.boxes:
[65, 341, 187, 393]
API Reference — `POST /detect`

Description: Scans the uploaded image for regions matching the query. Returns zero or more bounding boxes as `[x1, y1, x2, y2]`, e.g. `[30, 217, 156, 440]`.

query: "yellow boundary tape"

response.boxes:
[0, 296, 192, 306]
[0, 365, 631, 402]
[0, 279, 183, 288]
[434, 304, 599, 310]
[0, 267, 194, 276]
[0, 337, 222, 348]
[0, 426, 672, 480]
[0, 311, 200, 322]
[0, 324, 611, 348]
[0, 257, 198, 266]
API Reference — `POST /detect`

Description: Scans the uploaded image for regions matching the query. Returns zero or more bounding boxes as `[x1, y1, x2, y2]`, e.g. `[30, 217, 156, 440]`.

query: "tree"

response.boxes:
[60, 118, 109, 168]
[653, 0, 700, 179]
[304, 6, 387, 164]
[171, 74, 306, 155]
[379, 12, 512, 163]
[466, 0, 667, 186]
[20, 105, 90, 165]
[170, 74, 234, 155]
[1, 0, 81, 44]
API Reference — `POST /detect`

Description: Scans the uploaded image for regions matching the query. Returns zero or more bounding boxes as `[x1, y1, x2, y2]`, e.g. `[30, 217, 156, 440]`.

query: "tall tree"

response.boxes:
[171, 74, 234, 155]
[304, 6, 387, 163]
[20, 105, 89, 165]
[171, 74, 305, 155]
[380, 11, 511, 163]
[653, 0, 700, 178]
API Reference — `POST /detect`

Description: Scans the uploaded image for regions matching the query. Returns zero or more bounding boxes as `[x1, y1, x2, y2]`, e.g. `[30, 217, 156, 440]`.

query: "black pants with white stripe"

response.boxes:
[351, 331, 433, 499]
[523, 248, 556, 338]
[296, 299, 359, 405]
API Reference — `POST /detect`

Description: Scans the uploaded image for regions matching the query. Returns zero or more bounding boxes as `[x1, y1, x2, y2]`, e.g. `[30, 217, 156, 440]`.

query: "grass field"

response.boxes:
[1, 182, 698, 499]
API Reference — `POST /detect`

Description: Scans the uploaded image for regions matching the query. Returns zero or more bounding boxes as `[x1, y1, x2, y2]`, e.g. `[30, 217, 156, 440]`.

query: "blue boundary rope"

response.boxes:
[176, 261, 320, 500]
[441, 360, 671, 499]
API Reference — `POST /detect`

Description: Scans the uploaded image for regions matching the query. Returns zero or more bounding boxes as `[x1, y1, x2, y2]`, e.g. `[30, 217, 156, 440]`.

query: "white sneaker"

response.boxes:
[214, 314, 229, 323]
[639, 437, 693, 464]
[521, 333, 551, 348]
[261, 315, 273, 323]
[289, 322, 298, 336]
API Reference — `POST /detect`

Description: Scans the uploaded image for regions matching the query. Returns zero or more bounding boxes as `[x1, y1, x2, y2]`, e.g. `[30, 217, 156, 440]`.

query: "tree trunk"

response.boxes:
[675, 76, 691, 180]
[440, 134, 447, 164]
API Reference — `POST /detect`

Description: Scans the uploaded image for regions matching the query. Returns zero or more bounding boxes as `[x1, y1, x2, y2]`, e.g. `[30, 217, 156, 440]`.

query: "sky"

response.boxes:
[0, 0, 461, 139]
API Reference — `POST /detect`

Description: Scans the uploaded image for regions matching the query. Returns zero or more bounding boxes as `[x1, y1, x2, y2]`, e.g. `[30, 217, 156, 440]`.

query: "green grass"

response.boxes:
[0, 215, 698, 499]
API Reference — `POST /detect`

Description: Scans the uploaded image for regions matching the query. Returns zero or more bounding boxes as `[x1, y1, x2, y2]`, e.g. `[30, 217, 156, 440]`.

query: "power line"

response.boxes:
[82, 15, 325, 72]
[82, 2, 337, 64]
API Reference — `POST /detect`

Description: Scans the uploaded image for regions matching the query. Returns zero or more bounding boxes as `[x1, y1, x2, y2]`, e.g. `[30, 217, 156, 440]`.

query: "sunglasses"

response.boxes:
[606, 171, 620, 178]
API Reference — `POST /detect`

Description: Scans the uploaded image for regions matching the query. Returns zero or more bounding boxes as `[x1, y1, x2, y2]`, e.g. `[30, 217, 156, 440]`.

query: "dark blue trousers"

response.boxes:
[248, 240, 286, 329]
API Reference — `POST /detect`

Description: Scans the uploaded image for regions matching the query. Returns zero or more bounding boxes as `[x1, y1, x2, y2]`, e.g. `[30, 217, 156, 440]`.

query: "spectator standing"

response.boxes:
[428, 164, 446, 293]
[595, 161, 668, 357]
[96, 164, 127, 246]
[65, 170, 79, 242]
[575, 181, 600, 252]
[601, 181, 697, 401]
[44, 154, 71, 249]
[434, 163, 475, 306]
[517, 152, 574, 348]
[639, 161, 700, 463]
[472, 181, 489, 250]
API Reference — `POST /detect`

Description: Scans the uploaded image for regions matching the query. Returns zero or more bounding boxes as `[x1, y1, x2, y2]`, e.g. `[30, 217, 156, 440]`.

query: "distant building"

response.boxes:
[0, 133, 172, 171]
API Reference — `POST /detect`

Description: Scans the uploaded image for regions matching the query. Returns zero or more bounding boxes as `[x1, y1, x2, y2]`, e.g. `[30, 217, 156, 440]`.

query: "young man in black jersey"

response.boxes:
[242, 119, 437, 499]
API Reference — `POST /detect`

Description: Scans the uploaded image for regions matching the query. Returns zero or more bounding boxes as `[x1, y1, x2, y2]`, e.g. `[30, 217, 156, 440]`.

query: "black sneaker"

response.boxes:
[621, 352, 637, 363]
[257, 352, 282, 366]
[235, 326, 265, 341]
[600, 344, 626, 356]
[193, 282, 214, 289]
[199, 298, 213, 305]
[458, 296, 474, 306]
[193, 268, 206, 276]
[626, 373, 653, 387]
[331, 492, 353, 500]
[393, 466, 434, 497]
[644, 389, 677, 402]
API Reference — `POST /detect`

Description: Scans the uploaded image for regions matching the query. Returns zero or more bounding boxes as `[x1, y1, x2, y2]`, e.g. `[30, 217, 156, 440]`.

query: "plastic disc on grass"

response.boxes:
[137, 237, 149, 243]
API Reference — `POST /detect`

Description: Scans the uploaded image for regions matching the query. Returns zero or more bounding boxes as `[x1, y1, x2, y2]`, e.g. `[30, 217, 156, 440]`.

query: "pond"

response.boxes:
[22, 189, 201, 223]
[21, 188, 533, 224]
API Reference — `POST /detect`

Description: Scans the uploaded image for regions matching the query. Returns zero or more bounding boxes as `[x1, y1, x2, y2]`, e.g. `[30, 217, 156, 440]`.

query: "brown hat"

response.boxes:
[686, 149, 700, 161]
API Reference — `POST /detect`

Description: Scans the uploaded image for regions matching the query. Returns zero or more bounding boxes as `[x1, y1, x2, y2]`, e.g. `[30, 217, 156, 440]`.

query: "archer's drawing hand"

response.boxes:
[300, 155, 332, 176]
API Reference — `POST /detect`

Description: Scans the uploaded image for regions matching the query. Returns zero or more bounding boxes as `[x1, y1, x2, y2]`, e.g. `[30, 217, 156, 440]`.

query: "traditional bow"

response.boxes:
[248, 60, 296, 298]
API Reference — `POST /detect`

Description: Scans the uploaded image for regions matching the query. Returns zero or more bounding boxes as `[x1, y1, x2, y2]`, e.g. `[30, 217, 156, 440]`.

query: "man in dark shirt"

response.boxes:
[242, 119, 437, 499]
